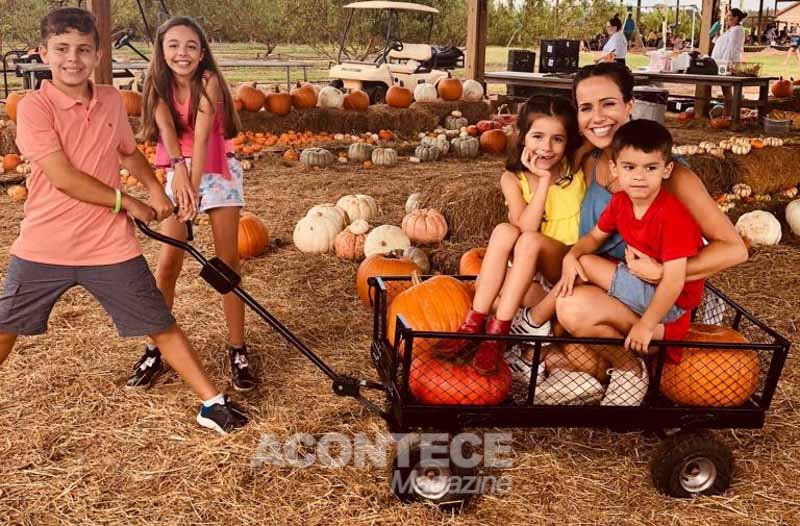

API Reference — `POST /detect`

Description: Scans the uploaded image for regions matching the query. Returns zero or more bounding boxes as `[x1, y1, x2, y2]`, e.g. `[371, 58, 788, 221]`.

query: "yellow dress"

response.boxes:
[517, 169, 586, 245]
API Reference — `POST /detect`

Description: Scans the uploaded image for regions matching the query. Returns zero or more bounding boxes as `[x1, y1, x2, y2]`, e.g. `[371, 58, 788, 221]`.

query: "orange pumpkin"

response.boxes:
[710, 117, 731, 130]
[238, 212, 270, 260]
[378, 129, 393, 141]
[265, 86, 292, 116]
[436, 78, 463, 101]
[3, 153, 22, 172]
[660, 324, 760, 407]
[750, 138, 765, 150]
[401, 208, 448, 244]
[7, 185, 27, 203]
[119, 90, 142, 116]
[459, 247, 486, 276]
[479, 129, 507, 154]
[236, 84, 266, 112]
[771, 77, 793, 98]
[343, 89, 370, 111]
[409, 351, 512, 405]
[234, 97, 243, 112]
[282, 149, 300, 161]
[334, 222, 369, 261]
[290, 81, 317, 109]
[6, 90, 29, 123]
[356, 253, 420, 307]
[386, 85, 412, 108]
[387, 274, 472, 353]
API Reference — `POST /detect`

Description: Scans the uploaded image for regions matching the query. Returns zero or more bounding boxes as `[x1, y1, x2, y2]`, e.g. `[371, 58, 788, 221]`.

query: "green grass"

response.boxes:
[3, 42, 796, 94]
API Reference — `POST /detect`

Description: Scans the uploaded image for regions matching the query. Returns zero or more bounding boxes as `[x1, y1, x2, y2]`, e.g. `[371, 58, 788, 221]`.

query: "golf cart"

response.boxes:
[329, 1, 464, 103]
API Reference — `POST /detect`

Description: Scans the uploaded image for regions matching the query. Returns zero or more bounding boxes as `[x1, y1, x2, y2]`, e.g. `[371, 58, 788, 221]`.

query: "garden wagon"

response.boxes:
[136, 220, 791, 511]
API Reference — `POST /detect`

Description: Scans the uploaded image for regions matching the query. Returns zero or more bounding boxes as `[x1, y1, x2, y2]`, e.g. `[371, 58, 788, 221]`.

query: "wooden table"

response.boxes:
[17, 60, 316, 91]
[485, 70, 777, 126]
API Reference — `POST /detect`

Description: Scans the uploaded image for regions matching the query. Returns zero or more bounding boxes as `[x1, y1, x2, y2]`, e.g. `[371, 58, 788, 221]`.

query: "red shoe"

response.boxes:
[435, 309, 487, 358]
[471, 317, 511, 376]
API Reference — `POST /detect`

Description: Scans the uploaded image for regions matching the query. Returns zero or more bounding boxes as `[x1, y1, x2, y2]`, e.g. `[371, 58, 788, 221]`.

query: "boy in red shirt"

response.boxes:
[0, 8, 247, 434]
[556, 119, 704, 406]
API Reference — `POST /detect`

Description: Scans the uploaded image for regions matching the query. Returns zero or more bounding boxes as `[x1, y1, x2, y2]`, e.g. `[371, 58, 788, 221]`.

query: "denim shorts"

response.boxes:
[165, 157, 244, 214]
[608, 263, 685, 323]
[0, 255, 176, 337]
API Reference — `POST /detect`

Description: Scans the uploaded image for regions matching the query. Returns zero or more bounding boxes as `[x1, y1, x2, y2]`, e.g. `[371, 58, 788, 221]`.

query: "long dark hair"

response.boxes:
[573, 62, 635, 102]
[139, 17, 240, 143]
[505, 94, 581, 186]
[608, 14, 622, 31]
[728, 8, 747, 24]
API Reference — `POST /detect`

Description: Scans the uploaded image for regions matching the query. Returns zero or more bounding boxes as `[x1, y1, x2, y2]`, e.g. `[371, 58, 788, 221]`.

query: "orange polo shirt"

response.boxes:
[13, 80, 142, 265]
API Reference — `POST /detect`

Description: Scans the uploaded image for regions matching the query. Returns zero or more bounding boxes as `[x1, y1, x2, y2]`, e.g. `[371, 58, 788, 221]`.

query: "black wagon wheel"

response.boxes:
[651, 432, 733, 498]
[389, 432, 477, 512]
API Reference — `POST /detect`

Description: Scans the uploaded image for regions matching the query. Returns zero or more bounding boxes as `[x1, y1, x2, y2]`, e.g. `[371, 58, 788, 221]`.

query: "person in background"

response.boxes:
[711, 9, 747, 117]
[623, 11, 636, 43]
[784, 26, 800, 65]
[599, 14, 627, 65]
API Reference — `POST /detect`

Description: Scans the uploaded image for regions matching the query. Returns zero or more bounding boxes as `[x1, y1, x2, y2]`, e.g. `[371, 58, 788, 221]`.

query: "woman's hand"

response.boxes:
[625, 246, 664, 284]
[171, 163, 198, 222]
[554, 252, 588, 297]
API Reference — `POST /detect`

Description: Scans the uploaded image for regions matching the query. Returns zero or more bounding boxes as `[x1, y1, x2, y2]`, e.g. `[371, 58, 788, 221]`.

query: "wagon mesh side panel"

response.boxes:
[375, 277, 787, 412]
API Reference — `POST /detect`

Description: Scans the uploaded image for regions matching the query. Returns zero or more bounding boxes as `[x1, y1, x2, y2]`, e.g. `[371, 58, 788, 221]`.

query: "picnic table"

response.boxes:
[484, 70, 777, 126]
[16, 59, 317, 92]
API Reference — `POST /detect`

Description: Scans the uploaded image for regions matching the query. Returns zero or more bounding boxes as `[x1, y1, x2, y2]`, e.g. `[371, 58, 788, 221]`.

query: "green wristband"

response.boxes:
[112, 188, 122, 214]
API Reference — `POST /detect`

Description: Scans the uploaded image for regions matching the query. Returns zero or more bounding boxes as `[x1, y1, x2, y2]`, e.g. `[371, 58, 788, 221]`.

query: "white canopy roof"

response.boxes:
[343, 1, 439, 14]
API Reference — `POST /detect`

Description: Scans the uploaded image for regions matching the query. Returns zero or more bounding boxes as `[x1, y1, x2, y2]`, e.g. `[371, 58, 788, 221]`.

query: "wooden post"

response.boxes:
[758, 0, 764, 37]
[88, 0, 113, 85]
[466, 0, 488, 82]
[695, 0, 717, 117]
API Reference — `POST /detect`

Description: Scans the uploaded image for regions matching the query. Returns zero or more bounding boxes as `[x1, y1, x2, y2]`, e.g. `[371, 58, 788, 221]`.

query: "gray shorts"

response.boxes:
[0, 255, 176, 337]
[609, 263, 685, 323]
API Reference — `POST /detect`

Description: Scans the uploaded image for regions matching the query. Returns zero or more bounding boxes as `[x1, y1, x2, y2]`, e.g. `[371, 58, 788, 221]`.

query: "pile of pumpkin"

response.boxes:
[715, 182, 798, 213]
[734, 197, 800, 247]
[3, 153, 29, 203]
[234, 77, 484, 116]
[673, 136, 784, 159]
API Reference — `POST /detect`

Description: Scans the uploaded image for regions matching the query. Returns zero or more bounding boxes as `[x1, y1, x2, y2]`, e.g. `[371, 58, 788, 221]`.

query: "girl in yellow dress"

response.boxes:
[437, 95, 586, 379]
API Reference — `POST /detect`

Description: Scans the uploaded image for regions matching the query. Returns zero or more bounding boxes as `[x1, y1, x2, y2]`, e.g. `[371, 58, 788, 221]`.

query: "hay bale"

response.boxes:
[411, 100, 490, 125]
[0, 121, 19, 155]
[236, 105, 439, 136]
[685, 153, 738, 196]
[735, 147, 800, 194]
[420, 172, 505, 243]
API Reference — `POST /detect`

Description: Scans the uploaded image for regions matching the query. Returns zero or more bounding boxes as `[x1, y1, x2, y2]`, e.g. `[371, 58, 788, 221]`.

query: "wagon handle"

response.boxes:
[133, 218, 390, 419]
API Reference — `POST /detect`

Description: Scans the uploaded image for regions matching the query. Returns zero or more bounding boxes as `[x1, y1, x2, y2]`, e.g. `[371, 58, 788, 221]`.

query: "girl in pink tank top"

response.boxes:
[133, 17, 257, 392]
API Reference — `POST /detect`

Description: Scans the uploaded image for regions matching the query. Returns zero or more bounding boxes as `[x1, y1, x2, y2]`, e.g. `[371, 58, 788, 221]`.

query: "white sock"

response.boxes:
[202, 393, 226, 407]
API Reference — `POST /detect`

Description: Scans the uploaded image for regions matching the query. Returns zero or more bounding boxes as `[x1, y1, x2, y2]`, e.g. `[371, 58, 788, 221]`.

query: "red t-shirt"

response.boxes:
[597, 189, 705, 311]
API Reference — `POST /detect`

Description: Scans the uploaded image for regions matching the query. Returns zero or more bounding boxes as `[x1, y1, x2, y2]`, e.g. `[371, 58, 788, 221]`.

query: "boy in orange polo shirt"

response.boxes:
[0, 8, 247, 434]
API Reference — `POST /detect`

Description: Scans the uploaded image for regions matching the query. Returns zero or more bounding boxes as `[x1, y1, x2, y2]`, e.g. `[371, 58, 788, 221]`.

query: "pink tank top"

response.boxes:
[155, 91, 232, 179]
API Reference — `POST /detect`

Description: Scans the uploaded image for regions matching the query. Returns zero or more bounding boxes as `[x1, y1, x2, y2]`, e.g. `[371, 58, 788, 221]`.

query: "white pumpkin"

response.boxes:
[731, 142, 751, 155]
[318, 86, 344, 108]
[782, 186, 799, 199]
[335, 194, 379, 222]
[293, 214, 341, 253]
[786, 199, 800, 235]
[461, 79, 484, 101]
[421, 134, 449, 155]
[735, 210, 782, 246]
[405, 192, 422, 214]
[363, 224, 411, 257]
[732, 183, 752, 198]
[306, 204, 348, 230]
[413, 83, 438, 102]
[400, 246, 430, 274]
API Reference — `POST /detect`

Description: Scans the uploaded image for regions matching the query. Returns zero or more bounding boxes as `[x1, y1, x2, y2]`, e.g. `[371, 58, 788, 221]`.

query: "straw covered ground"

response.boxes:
[0, 154, 799, 526]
